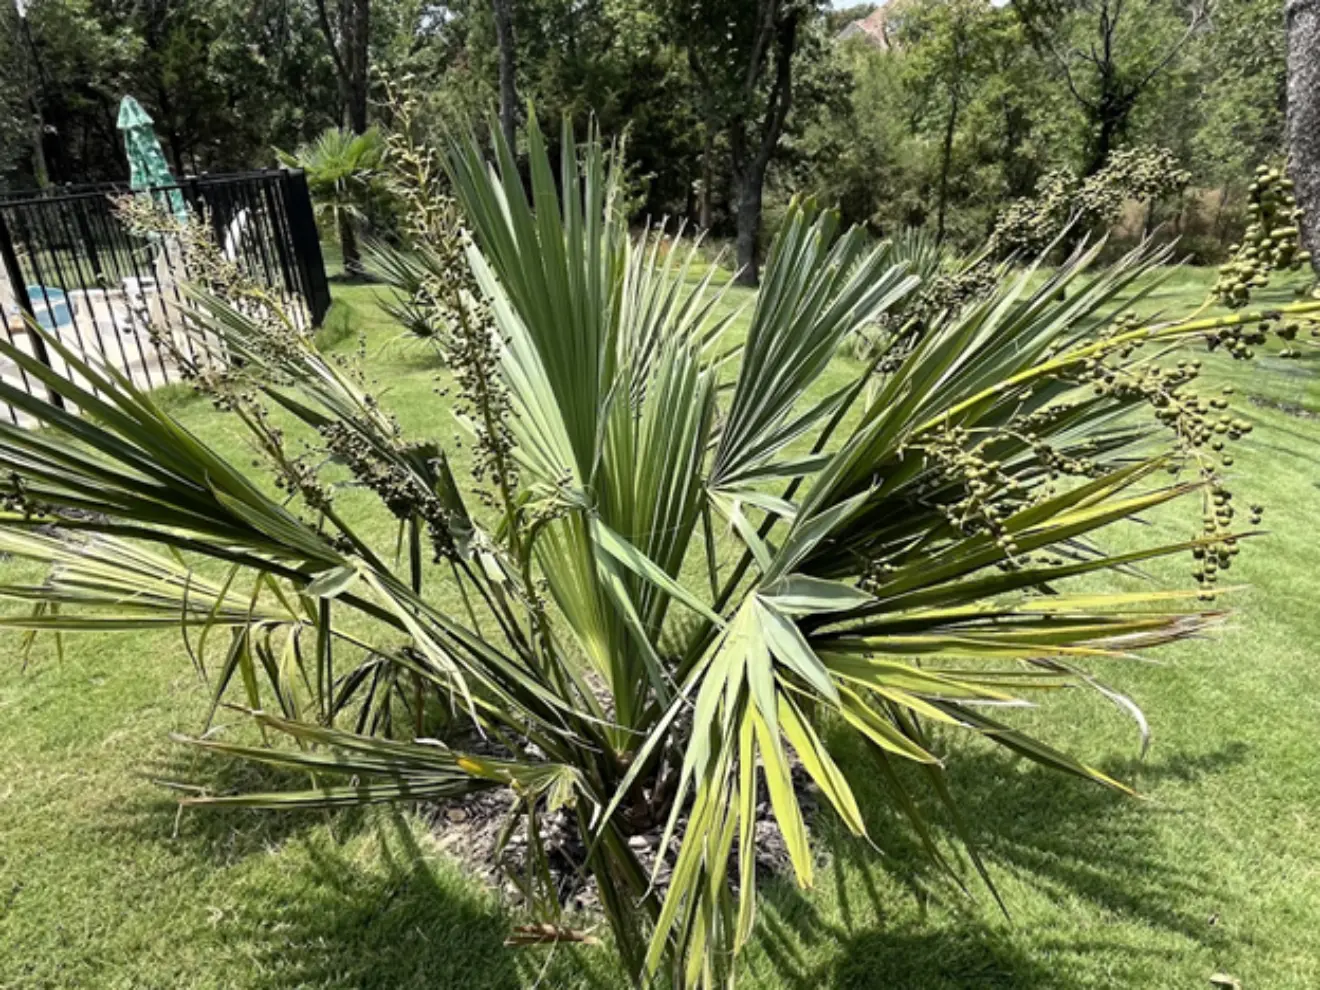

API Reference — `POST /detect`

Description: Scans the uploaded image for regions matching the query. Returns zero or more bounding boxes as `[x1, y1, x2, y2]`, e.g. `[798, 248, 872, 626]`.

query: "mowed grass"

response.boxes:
[2, 260, 1319, 989]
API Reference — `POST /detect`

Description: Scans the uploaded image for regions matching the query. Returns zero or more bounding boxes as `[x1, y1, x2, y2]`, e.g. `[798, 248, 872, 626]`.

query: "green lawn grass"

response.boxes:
[2, 262, 1319, 989]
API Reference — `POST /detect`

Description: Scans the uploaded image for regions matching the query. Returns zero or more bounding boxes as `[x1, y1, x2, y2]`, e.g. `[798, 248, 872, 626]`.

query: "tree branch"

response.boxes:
[743, 0, 781, 95]
[1131, 0, 1207, 93]
[313, 0, 351, 91]
[753, 6, 799, 173]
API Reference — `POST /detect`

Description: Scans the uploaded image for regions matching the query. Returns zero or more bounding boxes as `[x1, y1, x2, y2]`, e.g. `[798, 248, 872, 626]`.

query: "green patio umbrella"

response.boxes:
[116, 95, 188, 224]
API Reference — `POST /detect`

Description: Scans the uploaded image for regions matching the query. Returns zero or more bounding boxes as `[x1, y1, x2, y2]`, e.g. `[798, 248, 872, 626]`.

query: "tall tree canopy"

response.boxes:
[0, 0, 1302, 266]
[1015, 0, 1207, 172]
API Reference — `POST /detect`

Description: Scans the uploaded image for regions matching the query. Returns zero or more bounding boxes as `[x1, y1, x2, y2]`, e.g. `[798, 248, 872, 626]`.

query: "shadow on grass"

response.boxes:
[110, 752, 618, 989]
[109, 746, 370, 865]
[105, 724, 1249, 988]
[232, 812, 515, 990]
[753, 740, 1248, 989]
[230, 811, 616, 990]
[759, 907, 1059, 990]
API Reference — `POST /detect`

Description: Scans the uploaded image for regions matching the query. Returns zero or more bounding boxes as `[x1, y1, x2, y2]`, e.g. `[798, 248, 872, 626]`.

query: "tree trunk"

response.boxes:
[338, 210, 362, 276]
[935, 90, 960, 242]
[1287, 0, 1320, 272]
[1212, 183, 1230, 246]
[1086, 107, 1119, 175]
[733, 166, 766, 287]
[699, 122, 714, 230]
[17, 14, 50, 187]
[29, 113, 50, 188]
[727, 8, 800, 288]
[492, 0, 519, 151]
[346, 0, 370, 133]
[316, 0, 369, 133]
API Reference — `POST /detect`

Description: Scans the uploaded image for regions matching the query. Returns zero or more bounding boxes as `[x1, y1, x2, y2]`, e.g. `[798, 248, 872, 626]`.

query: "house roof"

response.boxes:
[836, 5, 892, 48]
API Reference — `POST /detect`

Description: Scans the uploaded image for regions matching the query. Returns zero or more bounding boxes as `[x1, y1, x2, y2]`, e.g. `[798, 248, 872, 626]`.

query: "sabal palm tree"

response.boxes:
[0, 116, 1315, 987]
[278, 126, 387, 277]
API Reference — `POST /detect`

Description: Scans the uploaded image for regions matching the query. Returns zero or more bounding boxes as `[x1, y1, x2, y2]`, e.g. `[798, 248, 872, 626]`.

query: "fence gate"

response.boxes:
[0, 169, 330, 425]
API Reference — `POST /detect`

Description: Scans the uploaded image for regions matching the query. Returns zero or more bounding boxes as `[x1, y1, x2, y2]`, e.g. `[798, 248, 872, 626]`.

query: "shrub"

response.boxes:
[2, 116, 1318, 988]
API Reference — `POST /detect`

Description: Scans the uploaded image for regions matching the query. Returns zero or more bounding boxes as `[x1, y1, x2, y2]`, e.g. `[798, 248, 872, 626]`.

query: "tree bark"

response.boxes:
[316, 0, 369, 133]
[733, 168, 766, 286]
[687, 46, 718, 231]
[1086, 98, 1124, 175]
[935, 89, 960, 242]
[28, 113, 50, 188]
[492, 0, 519, 151]
[699, 120, 714, 230]
[338, 209, 362, 276]
[1287, 0, 1320, 272]
[935, 11, 970, 242]
[729, 8, 799, 287]
[17, 13, 51, 187]
[346, 0, 370, 133]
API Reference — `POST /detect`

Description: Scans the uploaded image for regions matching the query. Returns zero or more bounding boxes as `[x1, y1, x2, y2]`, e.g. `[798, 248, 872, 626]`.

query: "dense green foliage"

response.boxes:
[0, 0, 1295, 261]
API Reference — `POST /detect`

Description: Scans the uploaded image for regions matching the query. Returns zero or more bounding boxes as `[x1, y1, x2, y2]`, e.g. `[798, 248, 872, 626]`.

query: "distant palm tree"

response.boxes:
[278, 126, 386, 277]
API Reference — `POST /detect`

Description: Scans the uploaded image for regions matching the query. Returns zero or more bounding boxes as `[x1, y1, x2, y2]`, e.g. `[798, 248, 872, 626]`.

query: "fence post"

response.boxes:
[0, 209, 65, 410]
[281, 169, 331, 326]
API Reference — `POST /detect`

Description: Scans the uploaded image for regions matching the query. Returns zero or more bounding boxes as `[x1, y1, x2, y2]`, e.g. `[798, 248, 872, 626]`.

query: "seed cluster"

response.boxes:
[915, 424, 1036, 563]
[992, 147, 1190, 256]
[381, 85, 522, 520]
[1045, 306, 1320, 597]
[320, 423, 459, 560]
[1213, 165, 1312, 309]
[1203, 315, 1317, 361]
[885, 288, 1320, 602]
[859, 259, 1001, 371]
[114, 195, 444, 551]
[1188, 488, 1260, 595]
[861, 149, 1191, 372]
[248, 409, 334, 514]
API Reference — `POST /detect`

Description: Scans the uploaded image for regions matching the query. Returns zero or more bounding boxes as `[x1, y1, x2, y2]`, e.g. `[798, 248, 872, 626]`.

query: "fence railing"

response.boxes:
[0, 169, 330, 424]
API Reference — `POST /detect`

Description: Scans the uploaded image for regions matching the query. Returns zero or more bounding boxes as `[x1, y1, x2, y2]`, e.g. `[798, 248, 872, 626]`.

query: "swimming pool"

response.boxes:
[26, 286, 73, 331]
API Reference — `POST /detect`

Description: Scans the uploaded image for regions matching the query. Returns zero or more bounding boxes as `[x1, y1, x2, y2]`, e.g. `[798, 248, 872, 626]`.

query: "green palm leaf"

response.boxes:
[4, 111, 1320, 990]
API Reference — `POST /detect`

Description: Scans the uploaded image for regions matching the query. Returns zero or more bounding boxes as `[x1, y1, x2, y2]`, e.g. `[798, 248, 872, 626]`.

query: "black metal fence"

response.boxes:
[0, 169, 330, 424]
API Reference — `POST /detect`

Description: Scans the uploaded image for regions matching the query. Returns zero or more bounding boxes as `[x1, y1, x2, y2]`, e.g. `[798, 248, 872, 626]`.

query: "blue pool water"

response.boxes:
[25, 286, 72, 331]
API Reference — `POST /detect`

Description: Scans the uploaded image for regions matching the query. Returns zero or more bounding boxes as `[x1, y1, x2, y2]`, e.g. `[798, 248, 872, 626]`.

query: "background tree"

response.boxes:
[895, 0, 989, 241]
[1192, 0, 1286, 185]
[0, 14, 29, 186]
[6, 0, 53, 186]
[1287, 0, 1320, 271]
[2, 0, 138, 184]
[1016, 0, 1208, 172]
[667, 0, 822, 286]
[491, 0, 518, 150]
[0, 0, 342, 186]
[800, 0, 1053, 244]
[0, 0, 1306, 269]
[512, 0, 700, 216]
[315, 0, 372, 132]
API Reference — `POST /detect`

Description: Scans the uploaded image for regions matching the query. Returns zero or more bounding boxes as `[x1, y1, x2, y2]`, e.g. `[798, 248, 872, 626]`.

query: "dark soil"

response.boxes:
[424, 766, 818, 915]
